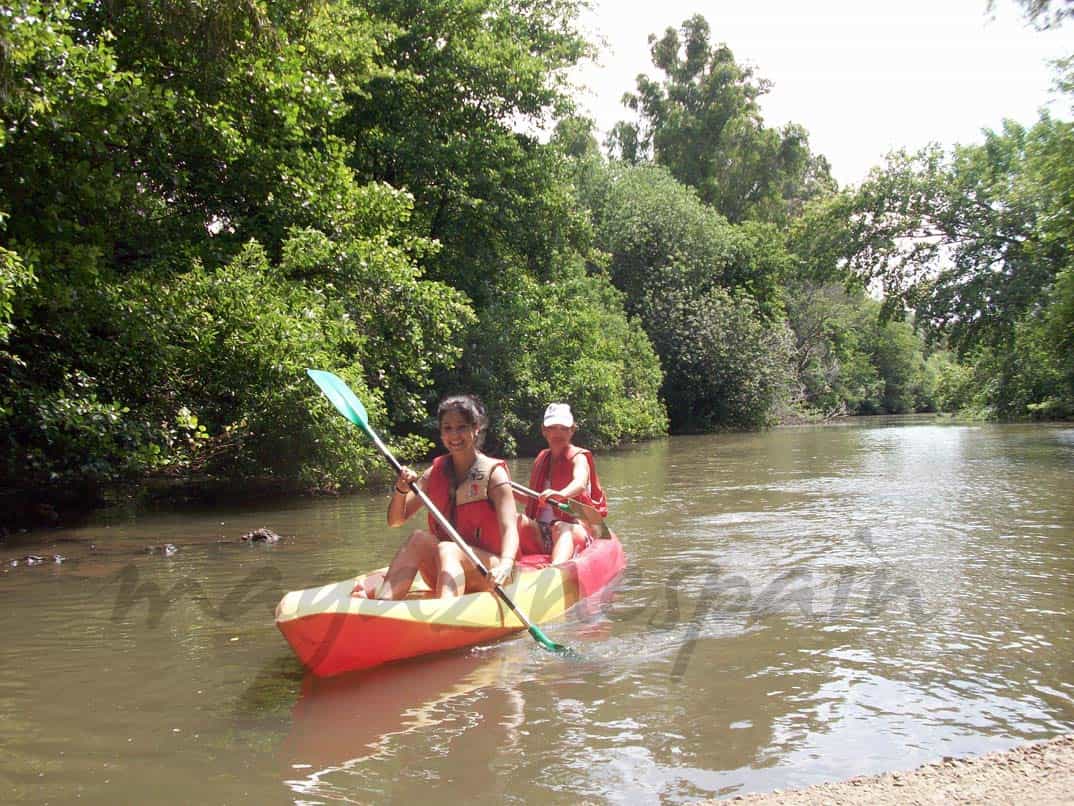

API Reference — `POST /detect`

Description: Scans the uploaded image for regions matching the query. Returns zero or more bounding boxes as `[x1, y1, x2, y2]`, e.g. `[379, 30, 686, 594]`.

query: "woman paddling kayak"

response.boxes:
[517, 402, 609, 565]
[353, 394, 519, 600]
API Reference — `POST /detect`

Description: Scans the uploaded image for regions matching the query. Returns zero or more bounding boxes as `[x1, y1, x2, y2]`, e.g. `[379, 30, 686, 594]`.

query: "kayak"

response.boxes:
[275, 534, 626, 677]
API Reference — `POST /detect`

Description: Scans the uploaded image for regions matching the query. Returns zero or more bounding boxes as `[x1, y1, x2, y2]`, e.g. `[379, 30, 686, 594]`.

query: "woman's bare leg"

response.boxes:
[550, 522, 586, 565]
[353, 529, 439, 599]
[437, 543, 510, 597]
[436, 541, 467, 598]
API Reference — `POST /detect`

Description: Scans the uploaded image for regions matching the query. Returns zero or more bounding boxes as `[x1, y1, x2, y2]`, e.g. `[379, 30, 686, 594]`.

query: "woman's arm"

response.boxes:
[387, 466, 428, 527]
[565, 452, 591, 499]
[487, 464, 519, 584]
[540, 452, 590, 502]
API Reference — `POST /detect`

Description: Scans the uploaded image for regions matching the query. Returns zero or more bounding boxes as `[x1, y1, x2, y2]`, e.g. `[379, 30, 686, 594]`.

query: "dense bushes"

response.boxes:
[454, 268, 667, 455]
[2, 221, 468, 487]
[640, 286, 793, 430]
[0, 1, 667, 495]
[576, 161, 795, 430]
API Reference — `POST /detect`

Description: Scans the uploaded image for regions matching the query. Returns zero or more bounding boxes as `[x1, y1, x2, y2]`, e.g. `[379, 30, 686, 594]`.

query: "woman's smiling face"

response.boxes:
[439, 410, 477, 453]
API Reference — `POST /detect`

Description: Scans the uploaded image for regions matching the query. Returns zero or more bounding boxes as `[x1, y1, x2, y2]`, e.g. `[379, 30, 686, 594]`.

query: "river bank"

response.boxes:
[0, 475, 322, 535]
[714, 734, 1074, 805]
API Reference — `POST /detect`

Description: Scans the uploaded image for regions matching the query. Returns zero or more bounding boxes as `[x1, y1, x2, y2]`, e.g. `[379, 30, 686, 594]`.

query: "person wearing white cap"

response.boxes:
[517, 402, 608, 564]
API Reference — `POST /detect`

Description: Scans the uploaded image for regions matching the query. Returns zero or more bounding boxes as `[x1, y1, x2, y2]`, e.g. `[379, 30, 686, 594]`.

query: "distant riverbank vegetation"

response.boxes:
[2, 1, 1071, 507]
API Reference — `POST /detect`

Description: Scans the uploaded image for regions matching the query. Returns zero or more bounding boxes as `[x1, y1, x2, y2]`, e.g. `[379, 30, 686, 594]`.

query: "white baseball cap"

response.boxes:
[543, 403, 574, 428]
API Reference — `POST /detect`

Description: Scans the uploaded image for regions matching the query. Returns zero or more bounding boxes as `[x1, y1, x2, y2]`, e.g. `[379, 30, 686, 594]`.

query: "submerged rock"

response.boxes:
[9, 555, 46, 567]
[240, 528, 282, 544]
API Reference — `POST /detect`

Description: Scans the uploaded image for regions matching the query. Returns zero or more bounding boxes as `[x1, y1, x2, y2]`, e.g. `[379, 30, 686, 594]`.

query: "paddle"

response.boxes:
[509, 480, 612, 540]
[306, 369, 573, 657]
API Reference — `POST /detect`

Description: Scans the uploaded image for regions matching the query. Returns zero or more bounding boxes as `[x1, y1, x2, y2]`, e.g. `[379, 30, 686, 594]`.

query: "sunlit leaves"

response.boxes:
[0, 243, 34, 344]
[815, 116, 1074, 355]
[457, 268, 666, 455]
[612, 14, 834, 225]
[342, 0, 592, 299]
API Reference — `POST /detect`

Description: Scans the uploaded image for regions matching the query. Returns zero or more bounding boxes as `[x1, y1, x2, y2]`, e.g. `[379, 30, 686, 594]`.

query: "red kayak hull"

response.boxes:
[276, 535, 626, 677]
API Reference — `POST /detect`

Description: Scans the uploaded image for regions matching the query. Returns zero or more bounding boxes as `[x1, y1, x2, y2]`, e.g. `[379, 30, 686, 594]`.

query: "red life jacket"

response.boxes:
[524, 446, 608, 521]
[424, 453, 512, 556]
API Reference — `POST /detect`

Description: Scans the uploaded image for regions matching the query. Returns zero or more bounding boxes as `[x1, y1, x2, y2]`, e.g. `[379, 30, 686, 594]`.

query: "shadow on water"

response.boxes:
[232, 653, 308, 727]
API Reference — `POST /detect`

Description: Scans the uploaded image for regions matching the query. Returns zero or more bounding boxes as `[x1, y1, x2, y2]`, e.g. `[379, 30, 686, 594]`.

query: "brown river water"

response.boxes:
[1, 416, 1072, 804]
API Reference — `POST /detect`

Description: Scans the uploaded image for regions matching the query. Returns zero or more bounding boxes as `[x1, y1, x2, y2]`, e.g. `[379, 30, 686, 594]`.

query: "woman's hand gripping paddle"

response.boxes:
[509, 480, 612, 539]
[306, 369, 574, 657]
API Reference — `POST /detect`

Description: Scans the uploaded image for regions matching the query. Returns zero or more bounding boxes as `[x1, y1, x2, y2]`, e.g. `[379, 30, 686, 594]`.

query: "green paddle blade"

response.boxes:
[528, 624, 577, 657]
[307, 369, 370, 431]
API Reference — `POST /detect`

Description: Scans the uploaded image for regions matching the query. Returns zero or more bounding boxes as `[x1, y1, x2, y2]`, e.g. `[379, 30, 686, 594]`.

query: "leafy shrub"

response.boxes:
[450, 267, 667, 456]
[642, 286, 794, 430]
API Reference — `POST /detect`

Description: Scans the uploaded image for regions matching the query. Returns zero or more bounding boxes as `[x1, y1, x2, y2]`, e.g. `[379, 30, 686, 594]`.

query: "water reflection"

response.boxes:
[282, 650, 525, 791]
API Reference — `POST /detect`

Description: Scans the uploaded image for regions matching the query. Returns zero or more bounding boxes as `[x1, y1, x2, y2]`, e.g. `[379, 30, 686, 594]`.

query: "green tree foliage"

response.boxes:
[340, 0, 594, 302]
[1046, 266, 1074, 399]
[783, 281, 884, 416]
[336, 1, 667, 449]
[585, 162, 787, 316]
[641, 285, 793, 430]
[0, 240, 33, 345]
[0, 1, 472, 489]
[3, 1, 381, 274]
[609, 14, 834, 225]
[10, 0, 1010, 507]
[960, 263, 1074, 420]
[576, 159, 795, 429]
[811, 117, 1073, 354]
[125, 228, 466, 483]
[800, 106, 1074, 418]
[787, 180, 983, 418]
[990, 0, 1074, 29]
[864, 315, 927, 414]
[102, 240, 380, 484]
[274, 198, 474, 432]
[3, 210, 469, 487]
[455, 268, 667, 455]
[1, 0, 672, 498]
[551, 114, 602, 160]
[782, 279, 951, 416]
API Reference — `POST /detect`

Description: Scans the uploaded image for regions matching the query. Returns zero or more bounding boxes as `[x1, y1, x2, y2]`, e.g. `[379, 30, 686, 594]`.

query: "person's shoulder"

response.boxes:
[480, 456, 512, 488]
[476, 452, 508, 472]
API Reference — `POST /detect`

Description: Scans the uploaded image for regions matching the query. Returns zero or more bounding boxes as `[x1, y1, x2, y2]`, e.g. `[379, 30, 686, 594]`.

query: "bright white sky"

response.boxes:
[568, 0, 1074, 186]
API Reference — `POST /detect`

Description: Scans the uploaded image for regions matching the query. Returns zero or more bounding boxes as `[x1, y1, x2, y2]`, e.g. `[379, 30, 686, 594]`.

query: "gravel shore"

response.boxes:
[708, 734, 1074, 805]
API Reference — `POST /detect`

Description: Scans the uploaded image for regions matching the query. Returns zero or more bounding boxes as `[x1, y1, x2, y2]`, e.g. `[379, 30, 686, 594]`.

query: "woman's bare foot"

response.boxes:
[351, 573, 384, 598]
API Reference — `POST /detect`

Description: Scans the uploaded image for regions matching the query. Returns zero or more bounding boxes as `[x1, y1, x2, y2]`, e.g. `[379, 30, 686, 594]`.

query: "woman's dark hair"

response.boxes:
[436, 394, 488, 449]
